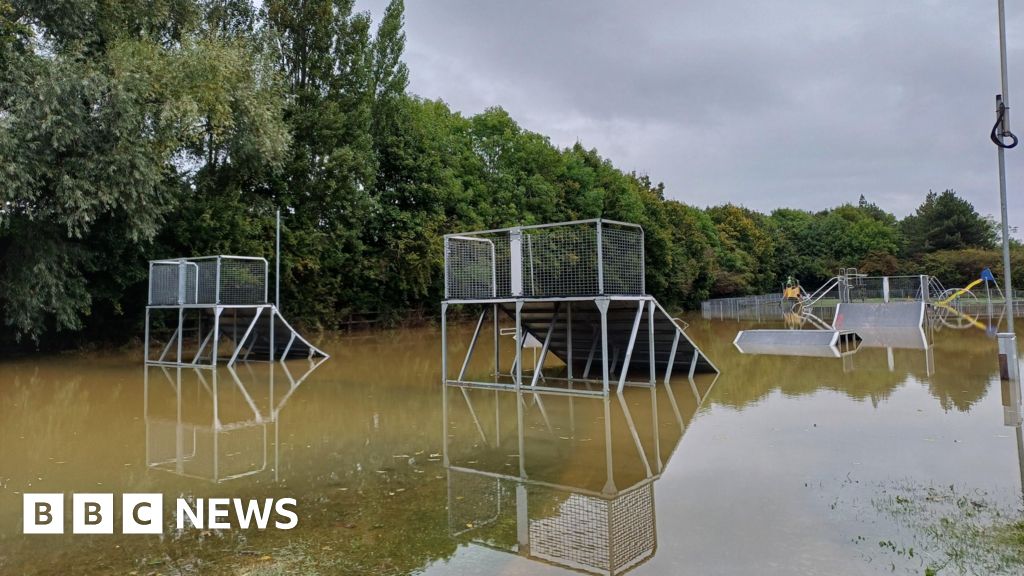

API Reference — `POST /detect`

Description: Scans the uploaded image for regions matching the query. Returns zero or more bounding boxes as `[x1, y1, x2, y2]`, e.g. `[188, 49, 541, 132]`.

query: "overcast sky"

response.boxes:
[358, 1, 1024, 226]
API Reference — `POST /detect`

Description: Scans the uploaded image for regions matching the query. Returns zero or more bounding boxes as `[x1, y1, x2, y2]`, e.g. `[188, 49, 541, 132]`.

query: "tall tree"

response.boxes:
[902, 190, 996, 255]
[0, 0, 287, 343]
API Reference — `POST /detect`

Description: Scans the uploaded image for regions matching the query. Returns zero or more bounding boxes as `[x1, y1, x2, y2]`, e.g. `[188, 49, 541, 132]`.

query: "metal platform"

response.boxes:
[144, 256, 328, 367]
[733, 329, 861, 357]
[441, 220, 718, 397]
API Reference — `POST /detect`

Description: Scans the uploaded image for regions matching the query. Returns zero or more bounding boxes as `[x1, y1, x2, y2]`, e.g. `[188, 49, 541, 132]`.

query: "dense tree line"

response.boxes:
[0, 0, 1014, 348]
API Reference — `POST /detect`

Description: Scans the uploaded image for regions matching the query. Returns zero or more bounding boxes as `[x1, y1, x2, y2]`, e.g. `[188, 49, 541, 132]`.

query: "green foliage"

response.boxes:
[902, 190, 997, 255]
[0, 0, 1010, 347]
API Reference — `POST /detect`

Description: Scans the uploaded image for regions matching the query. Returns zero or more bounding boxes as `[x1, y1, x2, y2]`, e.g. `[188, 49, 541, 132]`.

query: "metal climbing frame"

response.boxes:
[144, 255, 328, 368]
[441, 220, 718, 398]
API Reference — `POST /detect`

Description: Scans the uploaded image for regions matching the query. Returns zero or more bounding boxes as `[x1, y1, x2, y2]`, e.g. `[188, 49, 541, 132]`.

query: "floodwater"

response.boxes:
[1, 314, 1023, 575]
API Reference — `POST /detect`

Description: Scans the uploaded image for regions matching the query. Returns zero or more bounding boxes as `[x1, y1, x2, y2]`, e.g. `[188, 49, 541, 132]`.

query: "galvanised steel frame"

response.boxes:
[144, 256, 327, 368]
[441, 219, 715, 398]
[144, 356, 326, 483]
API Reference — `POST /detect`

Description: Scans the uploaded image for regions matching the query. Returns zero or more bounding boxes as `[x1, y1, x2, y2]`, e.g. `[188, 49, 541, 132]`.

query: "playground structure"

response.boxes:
[144, 256, 328, 367]
[931, 268, 1010, 332]
[734, 272, 934, 359]
[145, 358, 325, 483]
[444, 371, 715, 575]
[441, 219, 717, 398]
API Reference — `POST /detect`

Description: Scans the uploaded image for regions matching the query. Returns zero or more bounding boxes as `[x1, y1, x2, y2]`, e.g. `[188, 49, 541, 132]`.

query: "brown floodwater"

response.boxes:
[1, 314, 1023, 575]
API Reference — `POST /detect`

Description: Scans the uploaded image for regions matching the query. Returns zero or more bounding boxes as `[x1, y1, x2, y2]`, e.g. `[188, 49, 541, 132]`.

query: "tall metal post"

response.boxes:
[597, 298, 610, 395]
[596, 221, 605, 295]
[514, 301, 523, 391]
[996, 0, 1020, 382]
[493, 303, 500, 381]
[441, 302, 449, 386]
[275, 209, 281, 312]
[566, 303, 574, 382]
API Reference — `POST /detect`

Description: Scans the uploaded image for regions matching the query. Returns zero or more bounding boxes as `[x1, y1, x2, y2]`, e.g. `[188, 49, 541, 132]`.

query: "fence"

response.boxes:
[701, 275, 934, 322]
[444, 219, 645, 300]
[840, 275, 931, 303]
[148, 256, 268, 306]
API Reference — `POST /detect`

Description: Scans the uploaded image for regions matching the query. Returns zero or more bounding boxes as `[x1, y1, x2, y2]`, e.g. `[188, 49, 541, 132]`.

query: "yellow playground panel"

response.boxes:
[783, 286, 802, 299]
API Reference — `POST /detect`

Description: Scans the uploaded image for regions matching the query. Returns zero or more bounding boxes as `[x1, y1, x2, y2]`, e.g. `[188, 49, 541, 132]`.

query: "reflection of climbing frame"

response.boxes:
[144, 358, 325, 483]
[444, 371, 715, 575]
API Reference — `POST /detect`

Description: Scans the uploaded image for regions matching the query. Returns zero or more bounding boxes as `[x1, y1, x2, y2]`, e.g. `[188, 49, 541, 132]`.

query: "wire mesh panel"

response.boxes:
[609, 484, 656, 573]
[149, 256, 267, 305]
[444, 220, 645, 299]
[219, 257, 267, 304]
[447, 469, 510, 541]
[522, 225, 599, 297]
[446, 237, 497, 300]
[149, 261, 198, 305]
[528, 483, 656, 574]
[601, 224, 645, 295]
[530, 491, 611, 572]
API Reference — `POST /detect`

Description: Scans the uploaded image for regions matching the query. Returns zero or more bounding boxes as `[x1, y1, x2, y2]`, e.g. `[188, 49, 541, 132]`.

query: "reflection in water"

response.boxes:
[442, 372, 716, 575]
[1001, 375, 1024, 498]
[3, 321, 1024, 575]
[144, 359, 325, 483]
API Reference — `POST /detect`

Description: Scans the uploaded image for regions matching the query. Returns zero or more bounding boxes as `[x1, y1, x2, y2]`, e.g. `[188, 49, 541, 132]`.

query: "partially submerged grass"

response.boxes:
[871, 481, 1024, 575]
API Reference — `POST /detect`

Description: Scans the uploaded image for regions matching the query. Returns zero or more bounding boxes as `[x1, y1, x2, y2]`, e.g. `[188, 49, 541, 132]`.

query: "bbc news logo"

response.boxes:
[23, 494, 298, 534]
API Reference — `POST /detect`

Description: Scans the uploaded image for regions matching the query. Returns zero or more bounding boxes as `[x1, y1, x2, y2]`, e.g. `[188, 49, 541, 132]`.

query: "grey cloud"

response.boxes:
[359, 0, 1024, 228]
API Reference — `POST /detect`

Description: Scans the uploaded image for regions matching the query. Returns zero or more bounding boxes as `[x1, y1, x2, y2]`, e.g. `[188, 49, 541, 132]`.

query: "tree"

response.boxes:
[902, 190, 996, 255]
[0, 0, 287, 343]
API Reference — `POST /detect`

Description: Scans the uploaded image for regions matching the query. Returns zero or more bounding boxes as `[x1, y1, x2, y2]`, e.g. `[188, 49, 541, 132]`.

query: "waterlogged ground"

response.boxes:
[1, 315, 1023, 575]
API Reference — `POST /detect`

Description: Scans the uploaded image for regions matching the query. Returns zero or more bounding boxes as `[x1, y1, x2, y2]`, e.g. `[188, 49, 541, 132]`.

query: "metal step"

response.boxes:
[498, 298, 717, 379]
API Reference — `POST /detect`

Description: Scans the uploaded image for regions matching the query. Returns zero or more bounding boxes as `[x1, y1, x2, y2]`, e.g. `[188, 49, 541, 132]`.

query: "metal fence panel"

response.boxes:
[148, 256, 267, 305]
[444, 220, 645, 299]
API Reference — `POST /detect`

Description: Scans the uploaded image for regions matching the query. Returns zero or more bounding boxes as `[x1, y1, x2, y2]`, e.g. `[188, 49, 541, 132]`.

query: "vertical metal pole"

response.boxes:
[997, 0, 1019, 382]
[144, 308, 151, 363]
[597, 299, 610, 395]
[647, 299, 656, 388]
[276, 209, 281, 311]
[441, 370, 450, 467]
[601, 396, 615, 495]
[596, 221, 605, 295]
[640, 226, 646, 294]
[269, 306, 275, 364]
[175, 367, 183, 474]
[566, 303, 574, 381]
[493, 303, 500, 381]
[215, 256, 221, 305]
[441, 303, 449, 386]
[212, 369, 219, 482]
[177, 260, 186, 306]
[176, 307, 184, 365]
[514, 301, 524, 391]
[211, 307, 221, 367]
